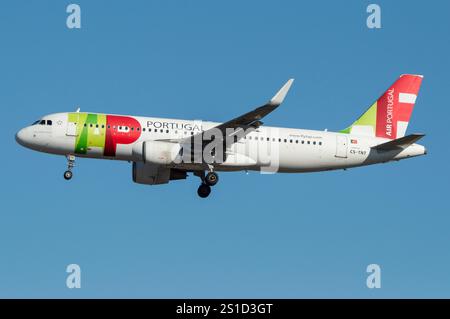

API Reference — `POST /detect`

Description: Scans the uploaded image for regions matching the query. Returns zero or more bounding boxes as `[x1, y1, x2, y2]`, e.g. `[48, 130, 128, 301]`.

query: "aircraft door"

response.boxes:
[335, 135, 348, 158]
[66, 114, 78, 136]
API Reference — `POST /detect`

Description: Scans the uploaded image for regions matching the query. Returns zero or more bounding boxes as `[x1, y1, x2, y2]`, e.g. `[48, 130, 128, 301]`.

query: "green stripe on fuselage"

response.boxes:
[68, 113, 107, 154]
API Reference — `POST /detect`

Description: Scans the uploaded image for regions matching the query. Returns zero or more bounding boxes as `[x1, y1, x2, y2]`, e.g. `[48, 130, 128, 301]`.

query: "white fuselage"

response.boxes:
[16, 112, 426, 173]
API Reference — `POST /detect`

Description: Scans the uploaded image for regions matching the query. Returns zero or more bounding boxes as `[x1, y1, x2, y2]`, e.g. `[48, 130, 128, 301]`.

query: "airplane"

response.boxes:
[16, 74, 426, 198]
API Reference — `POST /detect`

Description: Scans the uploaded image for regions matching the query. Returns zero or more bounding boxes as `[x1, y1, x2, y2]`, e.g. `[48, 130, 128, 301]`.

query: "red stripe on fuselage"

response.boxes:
[104, 115, 141, 157]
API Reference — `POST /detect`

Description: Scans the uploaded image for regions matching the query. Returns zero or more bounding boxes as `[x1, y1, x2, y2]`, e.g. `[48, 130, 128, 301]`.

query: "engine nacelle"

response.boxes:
[132, 162, 188, 185]
[132, 162, 170, 185]
[132, 140, 181, 165]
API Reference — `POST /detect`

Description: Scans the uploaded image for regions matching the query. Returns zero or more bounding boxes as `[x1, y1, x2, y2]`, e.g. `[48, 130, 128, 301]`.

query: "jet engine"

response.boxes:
[132, 162, 187, 185]
[132, 140, 181, 165]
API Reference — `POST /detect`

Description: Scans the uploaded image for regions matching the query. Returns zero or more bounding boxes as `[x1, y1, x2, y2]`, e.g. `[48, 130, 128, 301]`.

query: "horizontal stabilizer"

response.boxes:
[372, 133, 425, 151]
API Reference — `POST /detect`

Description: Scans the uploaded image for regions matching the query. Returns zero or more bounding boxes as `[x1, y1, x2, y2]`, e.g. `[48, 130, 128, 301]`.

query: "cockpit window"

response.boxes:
[32, 119, 53, 126]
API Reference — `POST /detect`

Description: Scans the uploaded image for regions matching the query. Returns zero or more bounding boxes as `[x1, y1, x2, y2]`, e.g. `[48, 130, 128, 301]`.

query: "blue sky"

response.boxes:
[0, 0, 449, 298]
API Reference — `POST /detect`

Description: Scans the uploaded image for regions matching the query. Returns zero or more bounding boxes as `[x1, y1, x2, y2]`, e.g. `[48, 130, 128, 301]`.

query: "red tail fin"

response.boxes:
[342, 74, 423, 139]
[375, 74, 423, 139]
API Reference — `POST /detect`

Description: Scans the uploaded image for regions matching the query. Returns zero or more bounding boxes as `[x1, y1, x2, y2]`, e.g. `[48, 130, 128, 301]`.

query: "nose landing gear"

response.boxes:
[63, 170, 73, 180]
[195, 170, 219, 198]
[63, 155, 75, 180]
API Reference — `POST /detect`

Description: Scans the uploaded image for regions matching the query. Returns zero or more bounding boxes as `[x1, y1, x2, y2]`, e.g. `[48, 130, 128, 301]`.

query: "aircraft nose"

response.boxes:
[15, 128, 29, 147]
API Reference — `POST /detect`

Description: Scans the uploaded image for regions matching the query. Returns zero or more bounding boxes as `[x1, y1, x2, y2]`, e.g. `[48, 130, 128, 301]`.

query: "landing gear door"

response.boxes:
[335, 135, 348, 158]
[66, 113, 78, 136]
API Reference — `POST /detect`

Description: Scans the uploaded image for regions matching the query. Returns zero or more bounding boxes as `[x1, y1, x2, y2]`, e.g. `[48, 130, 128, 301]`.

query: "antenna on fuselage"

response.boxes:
[75, 107, 80, 112]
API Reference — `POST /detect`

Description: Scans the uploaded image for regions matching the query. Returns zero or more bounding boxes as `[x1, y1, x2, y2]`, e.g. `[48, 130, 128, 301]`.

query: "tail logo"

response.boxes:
[341, 74, 423, 140]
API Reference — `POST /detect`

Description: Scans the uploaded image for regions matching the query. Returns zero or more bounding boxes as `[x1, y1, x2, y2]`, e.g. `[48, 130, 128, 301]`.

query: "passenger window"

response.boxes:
[302, 140, 305, 144]
[278, 138, 281, 142]
[307, 141, 310, 144]
[319, 141, 322, 145]
[313, 141, 316, 145]
[143, 128, 146, 132]
[284, 139, 287, 143]
[295, 140, 298, 144]
[166, 130, 169, 133]
[290, 139, 293, 143]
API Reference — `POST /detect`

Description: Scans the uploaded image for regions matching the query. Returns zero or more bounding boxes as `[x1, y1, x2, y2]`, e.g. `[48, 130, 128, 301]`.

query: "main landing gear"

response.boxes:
[195, 170, 219, 198]
[63, 155, 75, 180]
[197, 183, 211, 198]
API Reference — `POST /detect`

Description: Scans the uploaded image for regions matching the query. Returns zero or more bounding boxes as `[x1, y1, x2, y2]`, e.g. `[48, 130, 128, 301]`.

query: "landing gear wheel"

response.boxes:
[64, 155, 75, 181]
[197, 183, 211, 198]
[63, 170, 73, 180]
[205, 172, 219, 186]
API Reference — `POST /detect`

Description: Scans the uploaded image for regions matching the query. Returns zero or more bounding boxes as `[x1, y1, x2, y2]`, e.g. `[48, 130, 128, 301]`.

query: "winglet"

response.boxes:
[270, 79, 294, 106]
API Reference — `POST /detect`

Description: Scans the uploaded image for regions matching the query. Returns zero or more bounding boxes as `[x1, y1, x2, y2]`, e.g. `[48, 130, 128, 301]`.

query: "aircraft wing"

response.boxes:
[371, 133, 425, 151]
[179, 79, 294, 147]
